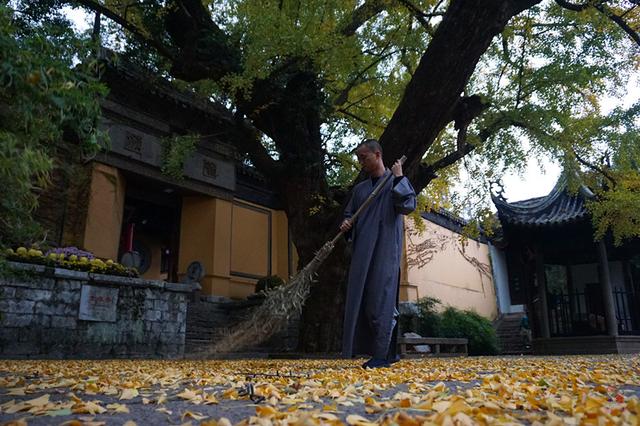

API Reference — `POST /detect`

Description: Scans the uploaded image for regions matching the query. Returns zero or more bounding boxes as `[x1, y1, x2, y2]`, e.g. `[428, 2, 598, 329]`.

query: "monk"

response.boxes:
[340, 139, 417, 368]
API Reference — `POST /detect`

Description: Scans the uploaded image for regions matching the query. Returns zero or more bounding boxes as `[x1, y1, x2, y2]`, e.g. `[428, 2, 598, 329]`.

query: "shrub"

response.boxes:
[415, 296, 442, 337]
[438, 307, 499, 355]
[255, 275, 285, 293]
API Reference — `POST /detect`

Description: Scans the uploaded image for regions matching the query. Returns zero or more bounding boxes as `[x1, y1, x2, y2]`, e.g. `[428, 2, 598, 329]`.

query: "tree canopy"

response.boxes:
[6, 0, 640, 349]
[0, 4, 105, 246]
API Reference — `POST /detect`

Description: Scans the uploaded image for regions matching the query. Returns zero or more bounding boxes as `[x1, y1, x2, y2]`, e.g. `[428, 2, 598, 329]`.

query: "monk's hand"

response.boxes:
[340, 218, 353, 232]
[391, 159, 403, 177]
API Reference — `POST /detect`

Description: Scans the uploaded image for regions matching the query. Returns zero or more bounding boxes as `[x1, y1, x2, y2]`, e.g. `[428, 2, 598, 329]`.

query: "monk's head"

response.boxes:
[355, 139, 384, 177]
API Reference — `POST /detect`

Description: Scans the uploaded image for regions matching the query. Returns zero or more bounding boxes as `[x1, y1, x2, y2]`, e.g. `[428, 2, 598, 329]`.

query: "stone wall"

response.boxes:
[185, 295, 300, 356]
[0, 262, 199, 359]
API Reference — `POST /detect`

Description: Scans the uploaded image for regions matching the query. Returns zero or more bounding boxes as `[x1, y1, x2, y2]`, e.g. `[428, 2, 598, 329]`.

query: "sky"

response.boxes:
[63, 6, 639, 204]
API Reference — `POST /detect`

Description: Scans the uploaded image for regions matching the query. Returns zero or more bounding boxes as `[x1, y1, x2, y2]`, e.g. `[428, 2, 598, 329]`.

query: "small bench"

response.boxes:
[398, 337, 468, 358]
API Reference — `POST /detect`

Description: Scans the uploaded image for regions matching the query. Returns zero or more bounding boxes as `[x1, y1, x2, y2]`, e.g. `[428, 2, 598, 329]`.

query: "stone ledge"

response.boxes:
[6, 262, 198, 294]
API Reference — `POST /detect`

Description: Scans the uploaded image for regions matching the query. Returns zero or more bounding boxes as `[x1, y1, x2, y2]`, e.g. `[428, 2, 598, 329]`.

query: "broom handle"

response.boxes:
[330, 155, 407, 245]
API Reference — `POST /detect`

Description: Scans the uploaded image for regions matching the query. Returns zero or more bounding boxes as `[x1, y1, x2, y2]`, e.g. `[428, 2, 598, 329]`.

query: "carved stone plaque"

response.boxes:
[79, 285, 119, 322]
[202, 159, 218, 178]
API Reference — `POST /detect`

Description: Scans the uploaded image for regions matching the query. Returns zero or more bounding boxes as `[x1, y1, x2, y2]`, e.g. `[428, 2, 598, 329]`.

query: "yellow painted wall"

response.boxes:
[178, 196, 292, 298]
[179, 196, 232, 295]
[402, 217, 498, 320]
[83, 163, 125, 260]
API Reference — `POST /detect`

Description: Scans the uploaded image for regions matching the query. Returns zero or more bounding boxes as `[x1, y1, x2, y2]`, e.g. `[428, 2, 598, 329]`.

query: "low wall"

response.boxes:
[185, 295, 300, 356]
[0, 262, 199, 359]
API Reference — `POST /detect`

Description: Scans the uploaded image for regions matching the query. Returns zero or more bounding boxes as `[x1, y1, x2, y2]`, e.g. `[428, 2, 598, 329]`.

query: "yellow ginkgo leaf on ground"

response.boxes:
[315, 413, 340, 421]
[256, 405, 278, 417]
[177, 389, 199, 401]
[120, 388, 139, 400]
[123, 421, 137, 426]
[182, 410, 208, 421]
[346, 414, 377, 426]
[72, 400, 107, 415]
[6, 388, 26, 396]
[25, 394, 50, 407]
[432, 400, 452, 413]
[106, 403, 130, 413]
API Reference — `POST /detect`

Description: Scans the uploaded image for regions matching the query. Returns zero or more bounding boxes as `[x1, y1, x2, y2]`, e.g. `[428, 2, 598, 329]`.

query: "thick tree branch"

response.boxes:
[73, 0, 176, 60]
[399, 0, 444, 32]
[554, 0, 591, 12]
[337, 109, 370, 125]
[232, 114, 283, 181]
[572, 147, 618, 187]
[594, 3, 640, 46]
[556, 0, 640, 46]
[339, 0, 389, 36]
[332, 50, 396, 107]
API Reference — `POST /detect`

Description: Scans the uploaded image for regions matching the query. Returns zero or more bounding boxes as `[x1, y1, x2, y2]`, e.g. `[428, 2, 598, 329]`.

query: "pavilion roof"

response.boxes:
[492, 176, 594, 227]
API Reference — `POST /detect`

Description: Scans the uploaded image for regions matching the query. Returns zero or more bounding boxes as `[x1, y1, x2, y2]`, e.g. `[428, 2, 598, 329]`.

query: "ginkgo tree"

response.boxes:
[14, 0, 640, 350]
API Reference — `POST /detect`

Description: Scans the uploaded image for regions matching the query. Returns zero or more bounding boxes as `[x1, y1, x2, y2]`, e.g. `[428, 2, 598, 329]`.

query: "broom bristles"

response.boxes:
[199, 240, 336, 356]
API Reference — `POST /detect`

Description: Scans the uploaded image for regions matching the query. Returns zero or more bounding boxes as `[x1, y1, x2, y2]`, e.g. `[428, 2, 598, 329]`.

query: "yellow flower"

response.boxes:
[16, 247, 27, 255]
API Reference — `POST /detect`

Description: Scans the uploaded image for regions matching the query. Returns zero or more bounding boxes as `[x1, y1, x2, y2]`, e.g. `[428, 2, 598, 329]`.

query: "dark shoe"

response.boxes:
[362, 358, 390, 369]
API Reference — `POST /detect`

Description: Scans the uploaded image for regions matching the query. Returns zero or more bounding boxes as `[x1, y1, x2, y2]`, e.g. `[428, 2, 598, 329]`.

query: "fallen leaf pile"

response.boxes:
[0, 355, 638, 425]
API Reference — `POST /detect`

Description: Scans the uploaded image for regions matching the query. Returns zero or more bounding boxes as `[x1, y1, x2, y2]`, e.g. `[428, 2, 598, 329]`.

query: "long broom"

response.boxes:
[207, 155, 407, 355]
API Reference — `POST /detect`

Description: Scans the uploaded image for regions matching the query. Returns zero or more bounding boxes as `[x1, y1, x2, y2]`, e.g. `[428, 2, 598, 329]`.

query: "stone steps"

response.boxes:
[494, 312, 533, 355]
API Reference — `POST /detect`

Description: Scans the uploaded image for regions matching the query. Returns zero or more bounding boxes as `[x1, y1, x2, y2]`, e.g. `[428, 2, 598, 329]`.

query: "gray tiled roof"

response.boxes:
[492, 177, 594, 227]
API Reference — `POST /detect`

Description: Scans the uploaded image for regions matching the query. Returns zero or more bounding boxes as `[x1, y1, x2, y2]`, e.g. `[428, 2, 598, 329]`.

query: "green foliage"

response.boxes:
[415, 296, 441, 338]
[412, 297, 499, 356]
[439, 307, 500, 356]
[160, 134, 199, 181]
[14, 0, 640, 247]
[0, 5, 106, 248]
[255, 275, 285, 293]
[587, 170, 640, 245]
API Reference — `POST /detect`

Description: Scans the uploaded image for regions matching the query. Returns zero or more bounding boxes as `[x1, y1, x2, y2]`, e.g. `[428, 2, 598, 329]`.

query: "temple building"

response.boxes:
[492, 178, 640, 354]
[35, 58, 294, 299]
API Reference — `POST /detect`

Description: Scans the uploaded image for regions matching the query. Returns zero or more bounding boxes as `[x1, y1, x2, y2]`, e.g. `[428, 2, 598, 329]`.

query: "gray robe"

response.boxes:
[342, 170, 416, 359]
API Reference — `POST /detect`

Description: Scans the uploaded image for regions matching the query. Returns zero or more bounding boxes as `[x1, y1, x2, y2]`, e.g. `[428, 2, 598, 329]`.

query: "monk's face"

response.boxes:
[356, 146, 381, 175]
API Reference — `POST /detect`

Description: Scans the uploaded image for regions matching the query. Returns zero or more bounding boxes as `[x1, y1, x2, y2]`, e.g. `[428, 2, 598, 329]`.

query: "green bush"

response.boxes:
[412, 297, 499, 355]
[438, 307, 499, 355]
[255, 275, 285, 293]
[415, 296, 442, 337]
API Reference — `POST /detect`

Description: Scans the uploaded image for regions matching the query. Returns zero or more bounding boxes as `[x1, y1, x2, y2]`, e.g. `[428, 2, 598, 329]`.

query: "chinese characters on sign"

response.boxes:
[79, 285, 119, 322]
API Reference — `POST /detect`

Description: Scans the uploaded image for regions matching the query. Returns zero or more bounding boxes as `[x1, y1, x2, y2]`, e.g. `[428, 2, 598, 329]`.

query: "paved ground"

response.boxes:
[0, 355, 638, 425]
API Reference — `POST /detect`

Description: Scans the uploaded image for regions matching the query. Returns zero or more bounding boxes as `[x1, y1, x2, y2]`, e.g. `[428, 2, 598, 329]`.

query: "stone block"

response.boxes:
[0, 299, 35, 314]
[54, 290, 79, 304]
[2, 342, 38, 356]
[151, 322, 162, 334]
[153, 300, 168, 312]
[3, 277, 55, 290]
[162, 322, 178, 334]
[1, 313, 33, 327]
[51, 316, 77, 329]
[7, 261, 46, 275]
[0, 286, 16, 298]
[35, 302, 70, 316]
[57, 280, 82, 291]
[16, 288, 52, 302]
[54, 268, 89, 281]
[31, 314, 51, 327]
[144, 310, 162, 322]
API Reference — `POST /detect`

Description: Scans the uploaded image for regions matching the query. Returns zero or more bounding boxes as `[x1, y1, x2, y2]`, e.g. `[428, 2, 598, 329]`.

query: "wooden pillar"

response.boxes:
[535, 247, 551, 338]
[597, 240, 619, 337]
